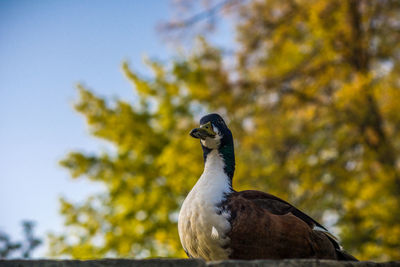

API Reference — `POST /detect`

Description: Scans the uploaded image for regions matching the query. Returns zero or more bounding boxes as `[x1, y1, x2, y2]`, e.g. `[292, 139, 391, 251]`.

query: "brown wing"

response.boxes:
[235, 190, 330, 231]
[221, 190, 341, 260]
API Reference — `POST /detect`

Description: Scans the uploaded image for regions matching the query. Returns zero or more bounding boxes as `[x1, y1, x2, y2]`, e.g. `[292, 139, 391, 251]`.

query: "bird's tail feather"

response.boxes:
[336, 249, 358, 261]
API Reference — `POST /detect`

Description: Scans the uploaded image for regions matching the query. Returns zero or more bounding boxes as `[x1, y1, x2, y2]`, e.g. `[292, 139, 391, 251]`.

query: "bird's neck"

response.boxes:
[202, 143, 235, 182]
[194, 149, 233, 201]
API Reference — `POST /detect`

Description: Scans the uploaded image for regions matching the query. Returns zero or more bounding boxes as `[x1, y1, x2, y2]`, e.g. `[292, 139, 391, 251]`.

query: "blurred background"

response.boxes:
[1, 0, 399, 261]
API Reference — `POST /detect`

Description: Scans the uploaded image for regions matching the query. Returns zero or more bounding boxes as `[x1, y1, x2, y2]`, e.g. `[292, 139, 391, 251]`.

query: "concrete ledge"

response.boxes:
[0, 259, 399, 267]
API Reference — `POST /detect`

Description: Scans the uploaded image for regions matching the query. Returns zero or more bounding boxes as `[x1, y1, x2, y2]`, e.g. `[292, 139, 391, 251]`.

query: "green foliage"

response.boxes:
[0, 221, 42, 259]
[50, 0, 400, 261]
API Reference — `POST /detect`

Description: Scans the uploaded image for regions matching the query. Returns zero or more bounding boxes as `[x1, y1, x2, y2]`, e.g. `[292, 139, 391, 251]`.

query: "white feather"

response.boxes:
[178, 149, 232, 260]
[211, 226, 219, 239]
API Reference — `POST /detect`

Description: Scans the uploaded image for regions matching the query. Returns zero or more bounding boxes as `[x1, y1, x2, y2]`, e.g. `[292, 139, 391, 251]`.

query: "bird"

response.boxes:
[178, 113, 358, 261]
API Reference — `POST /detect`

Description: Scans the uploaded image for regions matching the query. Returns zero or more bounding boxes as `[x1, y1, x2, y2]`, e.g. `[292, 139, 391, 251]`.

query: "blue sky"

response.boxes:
[0, 0, 233, 257]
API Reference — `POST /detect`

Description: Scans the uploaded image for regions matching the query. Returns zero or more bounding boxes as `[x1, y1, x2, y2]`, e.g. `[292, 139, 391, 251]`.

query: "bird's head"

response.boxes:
[191, 113, 235, 178]
[190, 113, 233, 150]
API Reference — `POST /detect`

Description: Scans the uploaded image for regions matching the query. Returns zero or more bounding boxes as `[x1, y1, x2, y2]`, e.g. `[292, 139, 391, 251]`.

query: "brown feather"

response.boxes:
[221, 190, 340, 260]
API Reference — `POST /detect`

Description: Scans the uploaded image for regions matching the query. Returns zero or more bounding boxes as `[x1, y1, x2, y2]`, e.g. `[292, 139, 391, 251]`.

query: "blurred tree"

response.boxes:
[50, 0, 400, 261]
[0, 221, 42, 258]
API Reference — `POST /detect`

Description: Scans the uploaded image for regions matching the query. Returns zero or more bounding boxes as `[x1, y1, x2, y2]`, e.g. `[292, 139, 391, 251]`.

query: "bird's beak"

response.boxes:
[190, 122, 216, 140]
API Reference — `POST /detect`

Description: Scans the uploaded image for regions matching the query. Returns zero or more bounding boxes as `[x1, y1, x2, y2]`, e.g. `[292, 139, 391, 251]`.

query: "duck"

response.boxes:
[178, 113, 358, 261]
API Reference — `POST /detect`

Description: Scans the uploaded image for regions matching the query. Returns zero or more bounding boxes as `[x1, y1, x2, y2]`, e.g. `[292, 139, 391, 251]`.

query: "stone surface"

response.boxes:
[0, 259, 399, 267]
[208, 259, 399, 267]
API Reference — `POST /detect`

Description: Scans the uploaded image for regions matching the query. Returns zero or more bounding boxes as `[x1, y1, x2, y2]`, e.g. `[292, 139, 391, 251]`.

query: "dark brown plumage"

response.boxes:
[221, 190, 357, 260]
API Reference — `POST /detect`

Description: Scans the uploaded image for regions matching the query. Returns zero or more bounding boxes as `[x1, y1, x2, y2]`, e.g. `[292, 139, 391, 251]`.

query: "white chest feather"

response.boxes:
[178, 150, 232, 261]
